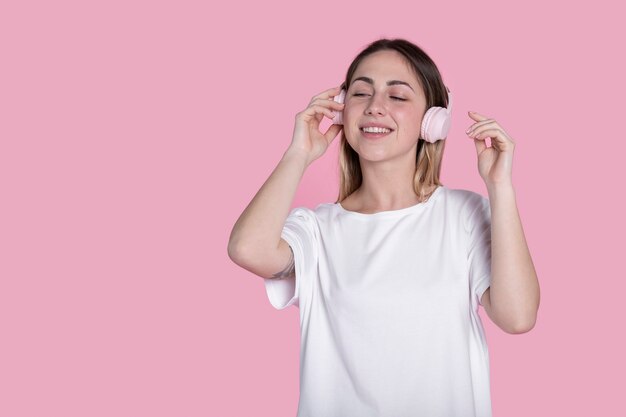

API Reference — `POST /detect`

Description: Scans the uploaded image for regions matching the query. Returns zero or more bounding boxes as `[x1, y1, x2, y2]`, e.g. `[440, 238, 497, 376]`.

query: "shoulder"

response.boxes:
[285, 203, 336, 228]
[286, 206, 316, 218]
[441, 186, 487, 204]
[439, 186, 488, 210]
[438, 186, 490, 228]
[287, 203, 335, 219]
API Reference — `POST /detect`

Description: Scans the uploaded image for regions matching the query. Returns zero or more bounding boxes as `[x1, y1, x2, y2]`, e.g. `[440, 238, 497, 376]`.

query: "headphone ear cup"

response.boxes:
[420, 106, 451, 143]
[332, 89, 346, 125]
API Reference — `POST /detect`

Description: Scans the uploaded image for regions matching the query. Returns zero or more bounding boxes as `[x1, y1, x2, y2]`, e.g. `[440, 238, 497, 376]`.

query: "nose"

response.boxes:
[365, 94, 386, 116]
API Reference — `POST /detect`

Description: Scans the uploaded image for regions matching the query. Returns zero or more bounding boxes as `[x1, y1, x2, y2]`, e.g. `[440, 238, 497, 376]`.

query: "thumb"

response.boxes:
[324, 123, 343, 144]
[473, 137, 486, 156]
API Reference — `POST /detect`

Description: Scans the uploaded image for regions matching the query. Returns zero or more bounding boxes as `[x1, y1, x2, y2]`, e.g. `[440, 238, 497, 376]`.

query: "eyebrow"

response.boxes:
[351, 76, 415, 92]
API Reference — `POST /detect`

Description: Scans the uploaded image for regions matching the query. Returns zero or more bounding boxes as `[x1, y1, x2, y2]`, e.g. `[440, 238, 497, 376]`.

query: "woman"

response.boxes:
[228, 38, 540, 417]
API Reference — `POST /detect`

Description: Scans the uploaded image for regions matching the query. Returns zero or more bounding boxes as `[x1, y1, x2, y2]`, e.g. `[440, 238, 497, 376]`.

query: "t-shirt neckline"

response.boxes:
[335, 185, 444, 218]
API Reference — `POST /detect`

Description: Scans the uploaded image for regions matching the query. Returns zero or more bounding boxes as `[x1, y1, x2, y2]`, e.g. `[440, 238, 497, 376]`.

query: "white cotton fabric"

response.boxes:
[264, 185, 493, 417]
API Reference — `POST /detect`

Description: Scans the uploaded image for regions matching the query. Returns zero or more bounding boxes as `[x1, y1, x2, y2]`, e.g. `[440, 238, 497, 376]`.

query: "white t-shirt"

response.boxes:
[264, 185, 493, 417]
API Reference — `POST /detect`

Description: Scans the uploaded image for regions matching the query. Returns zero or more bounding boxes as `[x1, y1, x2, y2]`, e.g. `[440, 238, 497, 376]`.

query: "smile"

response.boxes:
[360, 127, 393, 139]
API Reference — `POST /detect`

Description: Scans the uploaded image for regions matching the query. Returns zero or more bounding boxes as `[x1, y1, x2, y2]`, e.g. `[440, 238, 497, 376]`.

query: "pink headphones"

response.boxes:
[332, 85, 452, 143]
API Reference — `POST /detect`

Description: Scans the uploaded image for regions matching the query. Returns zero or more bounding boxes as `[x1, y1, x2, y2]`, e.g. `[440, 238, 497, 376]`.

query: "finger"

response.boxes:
[311, 86, 344, 102]
[304, 103, 336, 120]
[299, 106, 330, 131]
[468, 111, 490, 121]
[466, 120, 497, 137]
[311, 97, 346, 110]
[471, 128, 513, 145]
[473, 128, 502, 138]
[323, 123, 343, 144]
[474, 136, 487, 155]
[473, 129, 516, 154]
[469, 128, 502, 141]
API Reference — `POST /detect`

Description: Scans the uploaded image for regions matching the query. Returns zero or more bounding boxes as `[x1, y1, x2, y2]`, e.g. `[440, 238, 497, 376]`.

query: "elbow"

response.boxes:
[506, 315, 537, 334]
[228, 231, 256, 264]
[510, 293, 540, 334]
[227, 239, 246, 264]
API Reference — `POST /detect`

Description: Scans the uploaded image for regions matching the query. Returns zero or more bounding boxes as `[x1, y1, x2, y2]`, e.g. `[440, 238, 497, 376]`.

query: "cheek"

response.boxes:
[343, 106, 358, 129]
[344, 103, 356, 117]
[396, 110, 422, 132]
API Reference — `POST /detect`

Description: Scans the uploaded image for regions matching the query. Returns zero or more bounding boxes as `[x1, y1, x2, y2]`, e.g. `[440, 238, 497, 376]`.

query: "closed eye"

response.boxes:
[353, 93, 406, 101]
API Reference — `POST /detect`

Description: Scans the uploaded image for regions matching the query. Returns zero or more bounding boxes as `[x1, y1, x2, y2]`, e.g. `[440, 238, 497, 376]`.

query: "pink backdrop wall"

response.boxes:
[1, 0, 624, 416]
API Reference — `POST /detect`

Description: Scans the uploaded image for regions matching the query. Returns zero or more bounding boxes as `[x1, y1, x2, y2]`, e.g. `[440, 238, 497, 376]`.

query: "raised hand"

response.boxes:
[288, 86, 345, 165]
[465, 111, 516, 188]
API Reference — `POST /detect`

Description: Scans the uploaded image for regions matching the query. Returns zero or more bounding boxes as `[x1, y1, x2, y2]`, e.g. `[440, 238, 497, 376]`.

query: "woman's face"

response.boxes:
[343, 50, 427, 161]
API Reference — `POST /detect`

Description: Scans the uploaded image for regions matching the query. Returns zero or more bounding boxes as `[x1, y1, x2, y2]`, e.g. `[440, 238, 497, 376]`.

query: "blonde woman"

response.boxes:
[228, 38, 540, 417]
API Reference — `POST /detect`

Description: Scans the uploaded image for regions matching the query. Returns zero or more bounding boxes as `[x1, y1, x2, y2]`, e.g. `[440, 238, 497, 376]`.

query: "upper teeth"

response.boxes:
[362, 126, 391, 133]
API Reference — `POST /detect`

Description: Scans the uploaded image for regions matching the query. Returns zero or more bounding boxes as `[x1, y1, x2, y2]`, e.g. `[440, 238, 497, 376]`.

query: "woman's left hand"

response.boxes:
[465, 111, 515, 188]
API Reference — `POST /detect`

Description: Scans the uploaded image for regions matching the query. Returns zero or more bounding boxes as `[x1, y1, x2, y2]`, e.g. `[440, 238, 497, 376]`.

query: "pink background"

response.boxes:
[1, 0, 624, 416]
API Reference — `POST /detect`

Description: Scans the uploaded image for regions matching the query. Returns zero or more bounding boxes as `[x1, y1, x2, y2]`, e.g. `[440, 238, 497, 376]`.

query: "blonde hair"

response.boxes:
[335, 38, 450, 204]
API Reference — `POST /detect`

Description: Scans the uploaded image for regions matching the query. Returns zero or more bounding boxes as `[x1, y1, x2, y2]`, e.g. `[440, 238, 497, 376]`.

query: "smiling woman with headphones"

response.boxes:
[228, 37, 540, 417]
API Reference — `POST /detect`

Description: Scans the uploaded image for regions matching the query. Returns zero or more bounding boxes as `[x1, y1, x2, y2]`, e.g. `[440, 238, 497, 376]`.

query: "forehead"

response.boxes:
[352, 50, 419, 86]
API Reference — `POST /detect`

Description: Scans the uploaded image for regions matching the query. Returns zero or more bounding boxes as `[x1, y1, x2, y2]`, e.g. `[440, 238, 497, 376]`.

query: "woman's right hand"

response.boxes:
[287, 86, 345, 165]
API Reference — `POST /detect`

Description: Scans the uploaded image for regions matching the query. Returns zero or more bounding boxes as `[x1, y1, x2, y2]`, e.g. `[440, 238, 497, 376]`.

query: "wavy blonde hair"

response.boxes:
[335, 38, 450, 204]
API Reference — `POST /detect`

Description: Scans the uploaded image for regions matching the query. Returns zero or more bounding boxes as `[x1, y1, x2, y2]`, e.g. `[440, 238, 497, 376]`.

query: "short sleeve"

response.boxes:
[465, 194, 492, 306]
[263, 207, 319, 310]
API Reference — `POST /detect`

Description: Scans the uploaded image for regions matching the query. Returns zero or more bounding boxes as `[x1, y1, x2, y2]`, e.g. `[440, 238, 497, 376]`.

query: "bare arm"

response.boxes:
[482, 184, 540, 334]
[227, 85, 345, 278]
[227, 148, 310, 278]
